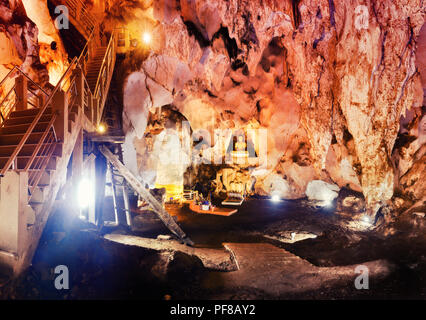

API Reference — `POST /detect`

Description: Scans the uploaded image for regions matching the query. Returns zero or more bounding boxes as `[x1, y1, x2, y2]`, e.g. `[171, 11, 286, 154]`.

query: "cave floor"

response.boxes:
[1, 199, 426, 300]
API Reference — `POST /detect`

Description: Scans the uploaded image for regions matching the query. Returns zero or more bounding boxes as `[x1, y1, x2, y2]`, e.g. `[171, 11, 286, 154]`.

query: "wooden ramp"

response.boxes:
[99, 145, 193, 245]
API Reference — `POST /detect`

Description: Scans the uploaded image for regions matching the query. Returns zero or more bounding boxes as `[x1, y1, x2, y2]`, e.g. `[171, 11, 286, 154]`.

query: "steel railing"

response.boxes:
[0, 21, 117, 196]
[0, 57, 78, 177]
[93, 30, 117, 122]
[0, 67, 48, 127]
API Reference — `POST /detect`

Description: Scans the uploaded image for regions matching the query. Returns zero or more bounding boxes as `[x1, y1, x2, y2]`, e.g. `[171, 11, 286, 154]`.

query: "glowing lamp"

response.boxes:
[97, 124, 106, 134]
[78, 178, 94, 209]
[271, 194, 280, 202]
[142, 32, 151, 45]
[362, 215, 372, 225]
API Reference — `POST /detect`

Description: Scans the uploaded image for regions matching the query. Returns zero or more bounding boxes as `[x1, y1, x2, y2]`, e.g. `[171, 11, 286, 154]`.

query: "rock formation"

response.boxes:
[114, 0, 425, 216]
[1, 0, 425, 219]
[0, 0, 60, 87]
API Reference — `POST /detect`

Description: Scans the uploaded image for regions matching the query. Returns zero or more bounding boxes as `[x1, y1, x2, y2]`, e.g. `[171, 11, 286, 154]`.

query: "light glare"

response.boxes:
[271, 195, 280, 202]
[97, 124, 106, 134]
[78, 178, 94, 209]
[142, 32, 151, 45]
[362, 215, 371, 224]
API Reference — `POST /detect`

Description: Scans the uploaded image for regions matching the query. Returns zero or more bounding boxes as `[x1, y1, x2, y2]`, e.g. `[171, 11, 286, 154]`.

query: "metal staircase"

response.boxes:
[0, 0, 191, 278]
[0, 16, 117, 276]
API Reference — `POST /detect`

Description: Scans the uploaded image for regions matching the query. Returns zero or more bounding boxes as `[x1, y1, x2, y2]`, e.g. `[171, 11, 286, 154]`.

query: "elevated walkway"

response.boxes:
[0, 5, 117, 276]
[0, 0, 191, 278]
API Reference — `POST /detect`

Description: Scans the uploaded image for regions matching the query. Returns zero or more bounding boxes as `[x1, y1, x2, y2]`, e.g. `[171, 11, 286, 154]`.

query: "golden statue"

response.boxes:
[235, 135, 247, 151]
[232, 135, 249, 165]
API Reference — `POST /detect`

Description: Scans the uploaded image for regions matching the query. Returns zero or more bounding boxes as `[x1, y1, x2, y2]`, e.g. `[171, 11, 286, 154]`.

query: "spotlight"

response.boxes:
[97, 124, 106, 134]
[362, 215, 372, 225]
[271, 194, 280, 202]
[142, 32, 151, 45]
[78, 178, 94, 209]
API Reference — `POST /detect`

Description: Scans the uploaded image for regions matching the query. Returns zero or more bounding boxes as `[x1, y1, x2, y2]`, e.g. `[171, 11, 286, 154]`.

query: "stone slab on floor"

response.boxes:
[104, 234, 237, 271]
[219, 243, 393, 296]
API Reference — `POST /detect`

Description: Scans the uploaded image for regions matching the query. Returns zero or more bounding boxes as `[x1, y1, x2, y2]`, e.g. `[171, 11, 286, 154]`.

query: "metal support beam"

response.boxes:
[52, 90, 68, 143]
[94, 149, 107, 228]
[15, 75, 27, 111]
[99, 145, 193, 245]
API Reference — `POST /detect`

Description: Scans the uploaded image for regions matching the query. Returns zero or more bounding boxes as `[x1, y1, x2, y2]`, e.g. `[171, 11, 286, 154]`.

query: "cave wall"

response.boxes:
[2, 0, 423, 213]
[22, 0, 69, 86]
[0, 0, 57, 88]
[117, 0, 424, 213]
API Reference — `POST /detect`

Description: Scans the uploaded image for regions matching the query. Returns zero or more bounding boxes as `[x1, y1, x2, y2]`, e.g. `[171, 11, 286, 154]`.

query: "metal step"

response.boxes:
[0, 143, 62, 157]
[28, 170, 51, 185]
[0, 156, 57, 171]
[0, 121, 50, 135]
[25, 205, 35, 227]
[29, 185, 48, 204]
[2, 114, 51, 126]
[0, 132, 45, 145]
[9, 107, 52, 118]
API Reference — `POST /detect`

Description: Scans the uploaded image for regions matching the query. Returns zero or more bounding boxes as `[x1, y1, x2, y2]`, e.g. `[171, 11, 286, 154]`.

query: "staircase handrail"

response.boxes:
[0, 67, 49, 95]
[0, 21, 117, 176]
[77, 28, 96, 72]
[93, 30, 117, 122]
[0, 57, 78, 176]
[0, 66, 49, 124]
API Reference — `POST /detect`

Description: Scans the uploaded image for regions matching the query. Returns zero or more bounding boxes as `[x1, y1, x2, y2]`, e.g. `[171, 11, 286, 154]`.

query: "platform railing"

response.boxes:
[0, 67, 48, 127]
[93, 30, 117, 124]
[0, 58, 78, 177]
[0, 20, 117, 182]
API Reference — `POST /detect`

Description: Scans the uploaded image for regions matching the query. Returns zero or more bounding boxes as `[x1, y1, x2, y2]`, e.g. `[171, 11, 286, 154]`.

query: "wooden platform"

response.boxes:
[222, 192, 244, 206]
[189, 201, 237, 216]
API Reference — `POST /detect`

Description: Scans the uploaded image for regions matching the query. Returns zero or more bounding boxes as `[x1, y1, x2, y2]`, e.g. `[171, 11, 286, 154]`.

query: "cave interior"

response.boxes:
[0, 0, 425, 300]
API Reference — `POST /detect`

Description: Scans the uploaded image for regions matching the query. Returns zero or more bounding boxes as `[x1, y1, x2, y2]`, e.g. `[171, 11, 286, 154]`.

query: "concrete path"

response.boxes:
[217, 243, 393, 296]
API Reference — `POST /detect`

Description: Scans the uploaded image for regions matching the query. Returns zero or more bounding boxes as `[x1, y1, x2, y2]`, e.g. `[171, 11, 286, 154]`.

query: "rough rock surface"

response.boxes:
[113, 0, 425, 215]
[306, 180, 339, 202]
[0, 0, 53, 87]
[22, 0, 69, 85]
[3, 0, 424, 216]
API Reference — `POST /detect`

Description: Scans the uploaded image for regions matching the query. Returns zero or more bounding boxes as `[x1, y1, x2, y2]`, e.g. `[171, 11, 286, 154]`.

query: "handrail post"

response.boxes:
[38, 93, 45, 109]
[92, 96, 98, 125]
[76, 0, 82, 24]
[74, 66, 84, 113]
[15, 75, 27, 111]
[52, 90, 68, 144]
[71, 128, 83, 211]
